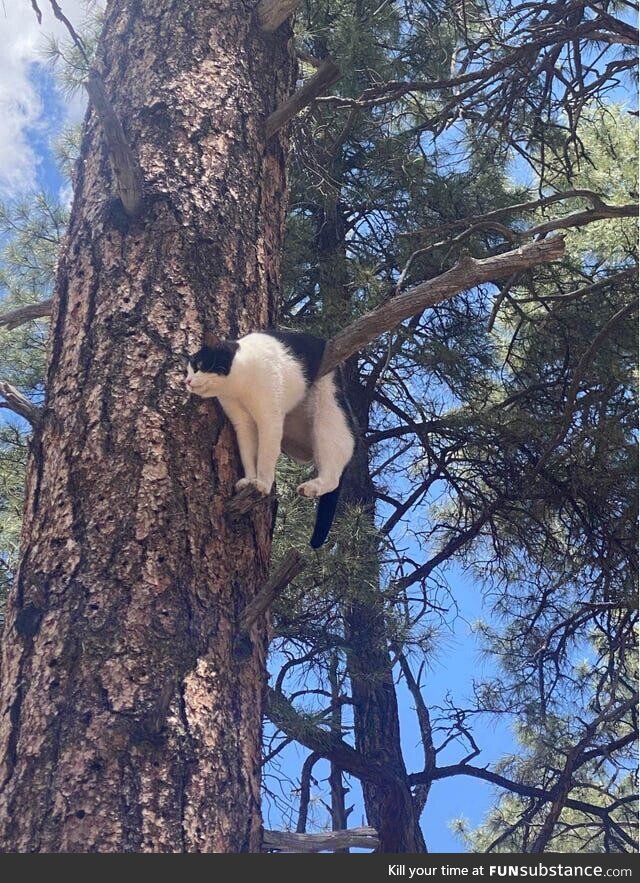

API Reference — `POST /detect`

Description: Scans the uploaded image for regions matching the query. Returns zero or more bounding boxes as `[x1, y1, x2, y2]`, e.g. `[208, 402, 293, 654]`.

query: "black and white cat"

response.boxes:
[186, 329, 355, 548]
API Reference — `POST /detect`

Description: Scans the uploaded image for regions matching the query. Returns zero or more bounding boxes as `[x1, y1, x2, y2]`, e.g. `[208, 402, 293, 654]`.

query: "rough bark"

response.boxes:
[0, 0, 293, 853]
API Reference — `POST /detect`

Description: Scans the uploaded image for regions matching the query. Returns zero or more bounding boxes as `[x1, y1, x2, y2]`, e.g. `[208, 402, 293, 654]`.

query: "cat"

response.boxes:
[186, 329, 356, 548]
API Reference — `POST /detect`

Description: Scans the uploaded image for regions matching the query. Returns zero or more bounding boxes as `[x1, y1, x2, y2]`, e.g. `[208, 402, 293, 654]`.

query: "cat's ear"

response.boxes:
[203, 331, 223, 349]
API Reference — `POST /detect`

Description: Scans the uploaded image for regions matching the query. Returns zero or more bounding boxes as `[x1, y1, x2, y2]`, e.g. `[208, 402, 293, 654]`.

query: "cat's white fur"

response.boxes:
[186, 332, 354, 497]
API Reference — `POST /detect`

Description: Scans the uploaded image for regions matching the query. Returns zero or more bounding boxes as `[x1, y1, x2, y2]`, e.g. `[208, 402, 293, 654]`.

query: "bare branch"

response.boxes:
[296, 751, 321, 833]
[29, 0, 43, 25]
[319, 236, 566, 376]
[85, 70, 143, 216]
[0, 300, 53, 331]
[256, 0, 301, 33]
[47, 0, 89, 62]
[0, 381, 42, 426]
[239, 550, 306, 634]
[526, 203, 638, 237]
[266, 57, 341, 139]
[399, 190, 616, 240]
[262, 826, 378, 852]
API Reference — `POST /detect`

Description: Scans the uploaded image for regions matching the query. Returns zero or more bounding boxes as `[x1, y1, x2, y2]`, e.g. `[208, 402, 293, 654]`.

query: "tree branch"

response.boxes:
[256, 0, 301, 33]
[0, 381, 42, 426]
[266, 57, 341, 139]
[318, 236, 565, 376]
[85, 70, 143, 216]
[262, 826, 378, 852]
[265, 687, 398, 788]
[225, 236, 565, 516]
[226, 483, 274, 518]
[239, 550, 306, 634]
[0, 300, 53, 330]
[296, 751, 321, 833]
[526, 203, 638, 237]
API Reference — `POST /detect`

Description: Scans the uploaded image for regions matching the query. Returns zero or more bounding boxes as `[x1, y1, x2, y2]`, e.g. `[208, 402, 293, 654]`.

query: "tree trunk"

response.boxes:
[0, 0, 293, 853]
[315, 191, 425, 852]
[341, 364, 426, 853]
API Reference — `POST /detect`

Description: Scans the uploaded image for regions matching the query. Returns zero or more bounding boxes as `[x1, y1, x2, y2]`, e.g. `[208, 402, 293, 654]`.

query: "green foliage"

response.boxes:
[0, 192, 64, 611]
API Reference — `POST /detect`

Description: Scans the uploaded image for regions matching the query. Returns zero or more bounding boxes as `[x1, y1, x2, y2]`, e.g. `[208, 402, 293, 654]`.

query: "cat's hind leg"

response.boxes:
[298, 374, 355, 499]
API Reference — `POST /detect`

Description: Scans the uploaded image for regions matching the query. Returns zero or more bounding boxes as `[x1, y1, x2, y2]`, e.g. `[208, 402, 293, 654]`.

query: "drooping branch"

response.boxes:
[0, 299, 53, 330]
[412, 762, 637, 832]
[265, 687, 398, 788]
[318, 235, 565, 376]
[0, 381, 42, 426]
[85, 71, 143, 216]
[266, 57, 341, 139]
[262, 826, 378, 852]
[256, 0, 301, 33]
[239, 550, 306, 634]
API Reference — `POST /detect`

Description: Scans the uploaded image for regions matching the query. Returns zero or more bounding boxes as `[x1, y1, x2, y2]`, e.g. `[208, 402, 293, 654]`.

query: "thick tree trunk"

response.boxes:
[0, 0, 293, 852]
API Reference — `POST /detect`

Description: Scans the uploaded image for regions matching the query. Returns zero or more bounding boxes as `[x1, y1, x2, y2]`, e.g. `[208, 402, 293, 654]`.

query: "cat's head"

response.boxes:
[185, 333, 239, 396]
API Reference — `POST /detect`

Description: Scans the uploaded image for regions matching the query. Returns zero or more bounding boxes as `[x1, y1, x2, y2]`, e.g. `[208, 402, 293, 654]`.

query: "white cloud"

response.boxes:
[0, 0, 88, 197]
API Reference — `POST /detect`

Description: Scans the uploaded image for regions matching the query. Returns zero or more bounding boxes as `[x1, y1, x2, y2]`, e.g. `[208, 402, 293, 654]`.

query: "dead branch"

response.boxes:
[266, 57, 341, 139]
[262, 826, 378, 852]
[226, 483, 273, 518]
[0, 300, 53, 330]
[239, 550, 306, 633]
[526, 203, 638, 237]
[85, 71, 143, 216]
[256, 0, 301, 33]
[0, 381, 42, 426]
[399, 190, 620, 239]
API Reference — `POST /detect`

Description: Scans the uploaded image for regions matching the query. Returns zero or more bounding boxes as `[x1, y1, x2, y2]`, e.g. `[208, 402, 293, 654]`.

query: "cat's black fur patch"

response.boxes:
[264, 329, 326, 385]
[189, 339, 239, 376]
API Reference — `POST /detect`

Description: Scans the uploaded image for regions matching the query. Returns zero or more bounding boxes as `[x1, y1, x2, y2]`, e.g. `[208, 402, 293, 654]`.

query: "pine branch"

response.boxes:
[0, 382, 42, 426]
[0, 300, 53, 330]
[266, 57, 341, 138]
[318, 235, 565, 376]
[265, 687, 399, 788]
[262, 826, 378, 852]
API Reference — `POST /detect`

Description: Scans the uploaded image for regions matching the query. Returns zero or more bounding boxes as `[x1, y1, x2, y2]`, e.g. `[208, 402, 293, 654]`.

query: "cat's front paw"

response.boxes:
[251, 478, 272, 496]
[235, 477, 272, 496]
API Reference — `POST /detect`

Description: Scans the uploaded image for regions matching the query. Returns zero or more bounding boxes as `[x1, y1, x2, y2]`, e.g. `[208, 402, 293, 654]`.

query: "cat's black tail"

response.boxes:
[310, 478, 343, 549]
